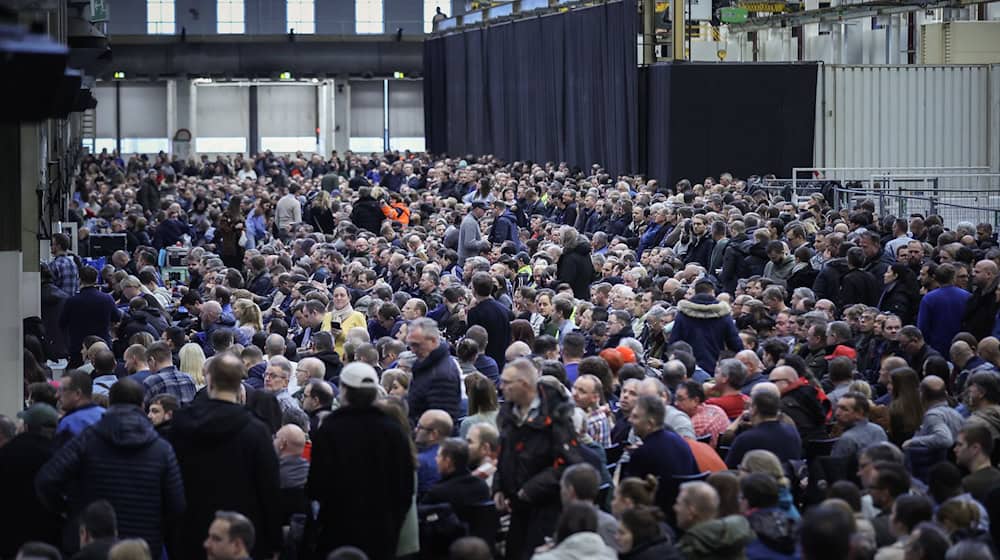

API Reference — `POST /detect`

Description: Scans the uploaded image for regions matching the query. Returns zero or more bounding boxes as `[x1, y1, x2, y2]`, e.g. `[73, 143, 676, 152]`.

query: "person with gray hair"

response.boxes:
[265, 356, 309, 428]
[293, 357, 326, 401]
[264, 333, 286, 358]
[705, 358, 749, 420]
[640, 304, 671, 368]
[494, 357, 583, 559]
[405, 317, 461, 423]
[637, 377, 696, 438]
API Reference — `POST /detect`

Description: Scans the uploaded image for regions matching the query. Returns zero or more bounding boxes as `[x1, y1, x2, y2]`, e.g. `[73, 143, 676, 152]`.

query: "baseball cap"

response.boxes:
[340, 362, 378, 390]
[17, 403, 59, 430]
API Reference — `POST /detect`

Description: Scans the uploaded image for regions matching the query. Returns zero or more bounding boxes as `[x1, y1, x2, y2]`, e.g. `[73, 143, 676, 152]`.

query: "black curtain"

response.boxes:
[422, 39, 448, 154]
[423, 0, 638, 176]
[645, 62, 818, 186]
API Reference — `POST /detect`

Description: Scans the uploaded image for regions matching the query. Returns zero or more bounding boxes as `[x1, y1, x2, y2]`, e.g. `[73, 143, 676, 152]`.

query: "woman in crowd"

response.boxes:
[324, 284, 368, 358]
[887, 367, 923, 447]
[178, 342, 207, 389]
[460, 371, 499, 437]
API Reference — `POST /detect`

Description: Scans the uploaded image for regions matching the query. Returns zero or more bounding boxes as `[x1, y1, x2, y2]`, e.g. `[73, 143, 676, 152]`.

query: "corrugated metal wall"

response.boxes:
[815, 65, 997, 172]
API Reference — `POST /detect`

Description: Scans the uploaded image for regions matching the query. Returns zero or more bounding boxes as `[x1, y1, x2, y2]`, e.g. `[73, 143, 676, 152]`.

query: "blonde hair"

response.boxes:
[740, 449, 790, 487]
[109, 539, 151, 560]
[178, 343, 207, 387]
[936, 498, 981, 533]
[233, 298, 263, 331]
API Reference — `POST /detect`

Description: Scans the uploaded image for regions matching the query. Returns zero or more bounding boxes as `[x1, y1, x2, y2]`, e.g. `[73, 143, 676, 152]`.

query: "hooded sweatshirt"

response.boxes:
[168, 398, 282, 560]
[678, 515, 755, 560]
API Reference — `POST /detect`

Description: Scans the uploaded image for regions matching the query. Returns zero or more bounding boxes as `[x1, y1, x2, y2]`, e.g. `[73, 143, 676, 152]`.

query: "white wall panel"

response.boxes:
[94, 83, 117, 138]
[258, 85, 317, 137]
[350, 80, 385, 138]
[388, 80, 424, 138]
[120, 83, 168, 138]
[195, 85, 250, 139]
[817, 65, 995, 171]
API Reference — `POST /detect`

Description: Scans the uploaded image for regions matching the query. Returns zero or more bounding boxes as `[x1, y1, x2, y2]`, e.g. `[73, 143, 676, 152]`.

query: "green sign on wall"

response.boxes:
[720, 7, 749, 22]
[91, 0, 108, 22]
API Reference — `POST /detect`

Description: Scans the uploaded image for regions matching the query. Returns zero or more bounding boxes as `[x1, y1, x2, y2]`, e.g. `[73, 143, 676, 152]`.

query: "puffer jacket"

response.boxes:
[668, 294, 742, 374]
[812, 258, 849, 307]
[407, 341, 462, 423]
[745, 508, 799, 560]
[677, 515, 755, 560]
[36, 405, 185, 558]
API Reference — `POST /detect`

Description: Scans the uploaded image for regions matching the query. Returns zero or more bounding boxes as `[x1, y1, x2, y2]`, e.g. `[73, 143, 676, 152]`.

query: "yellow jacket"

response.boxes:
[321, 310, 367, 357]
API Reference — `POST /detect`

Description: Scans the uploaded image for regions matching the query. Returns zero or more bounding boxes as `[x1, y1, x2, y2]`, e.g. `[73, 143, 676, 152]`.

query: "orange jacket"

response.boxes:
[381, 201, 411, 226]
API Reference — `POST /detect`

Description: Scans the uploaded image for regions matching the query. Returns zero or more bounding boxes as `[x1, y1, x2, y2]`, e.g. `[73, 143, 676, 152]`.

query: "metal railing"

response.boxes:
[833, 187, 1000, 230]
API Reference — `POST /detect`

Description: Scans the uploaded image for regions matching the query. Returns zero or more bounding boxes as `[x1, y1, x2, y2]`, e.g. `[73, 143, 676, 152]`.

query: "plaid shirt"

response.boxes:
[49, 254, 79, 295]
[585, 408, 613, 448]
[690, 403, 731, 448]
[143, 367, 197, 408]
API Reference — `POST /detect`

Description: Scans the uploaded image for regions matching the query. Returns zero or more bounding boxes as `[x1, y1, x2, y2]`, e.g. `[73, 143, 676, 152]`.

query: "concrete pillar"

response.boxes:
[0, 122, 29, 418]
[189, 81, 198, 151]
[318, 81, 333, 157]
[333, 77, 350, 154]
[166, 79, 178, 155]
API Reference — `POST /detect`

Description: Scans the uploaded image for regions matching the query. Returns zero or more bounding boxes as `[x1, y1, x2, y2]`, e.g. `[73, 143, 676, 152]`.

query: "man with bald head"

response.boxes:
[902, 376, 964, 451]
[952, 340, 999, 394]
[415, 409, 454, 497]
[274, 424, 308, 491]
[963, 260, 1000, 339]
[980, 337, 1000, 369]
[638, 377, 696, 438]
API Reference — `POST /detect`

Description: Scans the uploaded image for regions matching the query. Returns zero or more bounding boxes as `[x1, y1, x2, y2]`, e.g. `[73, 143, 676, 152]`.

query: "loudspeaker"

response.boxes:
[0, 23, 70, 122]
[89, 234, 127, 257]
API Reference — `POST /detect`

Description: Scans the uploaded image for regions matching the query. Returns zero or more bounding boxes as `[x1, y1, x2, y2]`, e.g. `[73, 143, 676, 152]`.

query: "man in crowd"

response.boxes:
[308, 362, 415, 558]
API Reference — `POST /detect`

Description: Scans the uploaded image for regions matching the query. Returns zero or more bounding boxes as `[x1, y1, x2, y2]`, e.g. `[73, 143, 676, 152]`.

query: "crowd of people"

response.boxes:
[3, 147, 1000, 560]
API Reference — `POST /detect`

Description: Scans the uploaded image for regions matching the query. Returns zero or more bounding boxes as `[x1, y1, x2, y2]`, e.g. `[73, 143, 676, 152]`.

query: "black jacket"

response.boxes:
[812, 258, 849, 308]
[0, 433, 62, 557]
[683, 234, 716, 268]
[719, 233, 750, 295]
[839, 268, 880, 307]
[307, 404, 415, 560]
[350, 195, 385, 234]
[167, 398, 282, 560]
[407, 342, 463, 423]
[780, 383, 829, 443]
[963, 279, 1000, 340]
[311, 349, 345, 384]
[36, 405, 185, 558]
[620, 536, 684, 560]
[494, 382, 582, 506]
[879, 279, 920, 325]
[421, 470, 491, 509]
[557, 240, 597, 300]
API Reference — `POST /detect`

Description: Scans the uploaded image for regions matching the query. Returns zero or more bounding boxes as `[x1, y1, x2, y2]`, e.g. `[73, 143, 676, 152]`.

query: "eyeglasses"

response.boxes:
[265, 372, 289, 379]
[415, 425, 435, 433]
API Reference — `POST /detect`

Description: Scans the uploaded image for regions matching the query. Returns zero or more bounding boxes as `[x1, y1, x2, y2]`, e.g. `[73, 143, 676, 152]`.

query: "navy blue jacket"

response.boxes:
[489, 209, 522, 249]
[622, 428, 699, 525]
[35, 405, 185, 558]
[668, 294, 742, 374]
[725, 420, 802, 468]
[467, 298, 514, 374]
[407, 342, 462, 423]
[59, 286, 121, 365]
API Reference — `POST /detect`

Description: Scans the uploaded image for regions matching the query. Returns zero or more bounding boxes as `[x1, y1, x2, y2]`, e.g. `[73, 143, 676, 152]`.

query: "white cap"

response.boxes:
[340, 362, 378, 389]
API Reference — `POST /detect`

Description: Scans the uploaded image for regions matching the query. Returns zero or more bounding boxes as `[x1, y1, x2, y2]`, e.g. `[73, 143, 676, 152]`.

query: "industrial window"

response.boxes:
[355, 0, 384, 34]
[424, 0, 450, 33]
[287, 0, 315, 34]
[147, 0, 175, 34]
[217, 0, 245, 34]
[195, 137, 248, 154]
[261, 136, 317, 153]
